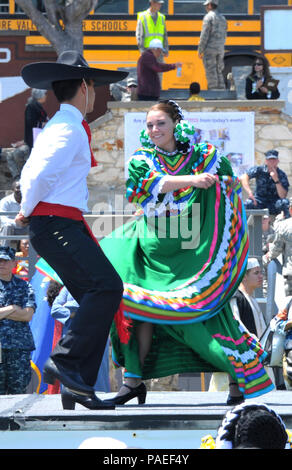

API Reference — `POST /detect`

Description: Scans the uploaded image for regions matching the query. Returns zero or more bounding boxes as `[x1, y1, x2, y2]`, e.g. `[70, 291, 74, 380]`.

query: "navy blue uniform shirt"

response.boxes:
[0, 275, 36, 350]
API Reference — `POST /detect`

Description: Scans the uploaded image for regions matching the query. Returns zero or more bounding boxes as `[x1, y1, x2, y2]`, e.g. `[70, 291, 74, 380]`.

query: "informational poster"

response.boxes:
[124, 111, 255, 178]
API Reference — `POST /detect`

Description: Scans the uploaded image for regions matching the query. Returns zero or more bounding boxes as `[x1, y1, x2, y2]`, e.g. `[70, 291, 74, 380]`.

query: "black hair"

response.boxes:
[189, 82, 201, 95]
[46, 280, 62, 307]
[224, 406, 288, 449]
[251, 55, 271, 79]
[52, 78, 92, 103]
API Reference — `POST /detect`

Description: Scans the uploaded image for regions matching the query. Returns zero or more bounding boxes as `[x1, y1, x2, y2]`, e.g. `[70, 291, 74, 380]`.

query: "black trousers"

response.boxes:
[29, 215, 123, 387]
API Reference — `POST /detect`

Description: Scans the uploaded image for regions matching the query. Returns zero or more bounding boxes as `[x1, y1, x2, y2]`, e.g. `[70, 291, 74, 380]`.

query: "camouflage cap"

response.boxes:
[0, 246, 16, 261]
[265, 149, 279, 159]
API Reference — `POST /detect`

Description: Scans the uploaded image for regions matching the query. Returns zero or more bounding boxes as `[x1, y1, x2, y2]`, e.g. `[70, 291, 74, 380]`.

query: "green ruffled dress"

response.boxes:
[100, 142, 274, 399]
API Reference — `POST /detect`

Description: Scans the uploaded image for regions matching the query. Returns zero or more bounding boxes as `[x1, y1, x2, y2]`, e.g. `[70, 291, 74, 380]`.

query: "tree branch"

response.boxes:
[15, 0, 99, 55]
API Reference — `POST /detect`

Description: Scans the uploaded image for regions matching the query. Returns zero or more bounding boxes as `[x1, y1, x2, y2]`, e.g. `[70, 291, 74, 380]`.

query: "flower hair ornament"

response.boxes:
[215, 402, 288, 449]
[139, 100, 199, 154]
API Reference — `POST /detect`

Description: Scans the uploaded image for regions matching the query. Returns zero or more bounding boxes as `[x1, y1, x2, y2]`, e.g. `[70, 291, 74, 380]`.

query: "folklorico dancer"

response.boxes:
[15, 51, 127, 410]
[99, 99, 274, 407]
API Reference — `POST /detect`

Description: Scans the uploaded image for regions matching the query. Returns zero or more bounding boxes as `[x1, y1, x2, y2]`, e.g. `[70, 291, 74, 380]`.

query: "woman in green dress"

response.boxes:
[101, 100, 274, 406]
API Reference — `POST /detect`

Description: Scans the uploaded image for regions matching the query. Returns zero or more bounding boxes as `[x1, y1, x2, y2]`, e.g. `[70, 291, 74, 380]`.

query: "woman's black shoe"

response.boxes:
[103, 382, 147, 406]
[61, 387, 116, 410]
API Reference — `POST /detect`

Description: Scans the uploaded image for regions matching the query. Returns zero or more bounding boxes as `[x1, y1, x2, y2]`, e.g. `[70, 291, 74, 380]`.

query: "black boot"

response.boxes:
[43, 358, 93, 394]
[61, 387, 115, 410]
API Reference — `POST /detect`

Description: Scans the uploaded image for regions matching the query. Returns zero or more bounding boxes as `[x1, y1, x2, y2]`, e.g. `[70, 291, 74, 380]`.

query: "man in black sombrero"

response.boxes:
[15, 51, 128, 410]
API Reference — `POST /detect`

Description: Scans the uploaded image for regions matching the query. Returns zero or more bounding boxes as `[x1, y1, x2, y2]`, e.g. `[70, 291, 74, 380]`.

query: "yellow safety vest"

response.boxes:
[137, 11, 166, 48]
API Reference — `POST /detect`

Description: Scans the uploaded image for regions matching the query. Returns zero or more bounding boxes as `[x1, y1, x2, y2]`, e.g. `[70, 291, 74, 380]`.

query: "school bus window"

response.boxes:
[173, 1, 205, 15]
[13, 0, 44, 13]
[218, 0, 248, 14]
[95, 0, 128, 14]
[174, 0, 248, 14]
[134, 0, 169, 14]
[254, 0, 287, 13]
[0, 1, 9, 13]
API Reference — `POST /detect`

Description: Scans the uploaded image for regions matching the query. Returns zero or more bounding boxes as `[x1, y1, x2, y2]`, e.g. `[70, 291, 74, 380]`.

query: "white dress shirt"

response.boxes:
[20, 104, 91, 217]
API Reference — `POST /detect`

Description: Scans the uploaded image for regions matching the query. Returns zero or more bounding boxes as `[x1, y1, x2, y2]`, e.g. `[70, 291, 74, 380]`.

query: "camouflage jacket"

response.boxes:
[269, 217, 292, 277]
[0, 275, 36, 350]
[198, 10, 227, 55]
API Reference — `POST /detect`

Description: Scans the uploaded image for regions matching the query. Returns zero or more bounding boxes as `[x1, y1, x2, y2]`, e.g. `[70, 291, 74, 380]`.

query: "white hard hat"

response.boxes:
[148, 39, 163, 49]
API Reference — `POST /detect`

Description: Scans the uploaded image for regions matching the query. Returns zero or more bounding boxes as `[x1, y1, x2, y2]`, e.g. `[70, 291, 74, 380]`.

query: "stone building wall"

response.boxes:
[88, 99, 292, 211]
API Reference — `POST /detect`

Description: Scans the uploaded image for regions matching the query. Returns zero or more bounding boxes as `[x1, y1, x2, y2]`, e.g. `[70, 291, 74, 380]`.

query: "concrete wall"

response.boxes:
[87, 99, 292, 210]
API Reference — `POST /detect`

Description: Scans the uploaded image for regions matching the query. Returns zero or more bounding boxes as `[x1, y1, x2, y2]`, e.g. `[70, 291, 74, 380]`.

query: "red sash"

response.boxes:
[31, 202, 131, 343]
[31, 202, 98, 245]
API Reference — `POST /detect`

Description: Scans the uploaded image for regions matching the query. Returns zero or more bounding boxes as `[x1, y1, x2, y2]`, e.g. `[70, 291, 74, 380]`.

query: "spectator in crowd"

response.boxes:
[12, 238, 29, 281]
[231, 258, 266, 339]
[50, 285, 110, 395]
[271, 297, 292, 390]
[262, 214, 275, 297]
[245, 56, 280, 100]
[0, 246, 36, 394]
[264, 197, 292, 297]
[24, 88, 48, 154]
[262, 215, 275, 255]
[240, 149, 290, 218]
[215, 402, 288, 449]
[110, 77, 138, 102]
[136, 0, 168, 60]
[198, 0, 227, 90]
[121, 77, 138, 102]
[7, 89, 48, 179]
[187, 82, 205, 101]
[137, 38, 181, 100]
[0, 179, 28, 247]
[5, 145, 29, 181]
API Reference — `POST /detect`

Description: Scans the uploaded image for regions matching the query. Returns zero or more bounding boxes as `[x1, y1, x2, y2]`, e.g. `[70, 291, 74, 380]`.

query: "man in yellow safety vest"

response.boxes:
[136, 0, 169, 62]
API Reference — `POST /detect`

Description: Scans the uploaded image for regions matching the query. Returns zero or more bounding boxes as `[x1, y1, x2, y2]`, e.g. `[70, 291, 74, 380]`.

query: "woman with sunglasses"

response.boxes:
[245, 56, 280, 100]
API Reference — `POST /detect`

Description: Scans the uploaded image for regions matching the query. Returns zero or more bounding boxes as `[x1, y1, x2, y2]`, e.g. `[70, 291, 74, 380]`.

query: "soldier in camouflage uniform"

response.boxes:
[241, 150, 290, 218]
[264, 198, 292, 297]
[0, 246, 36, 394]
[198, 0, 227, 90]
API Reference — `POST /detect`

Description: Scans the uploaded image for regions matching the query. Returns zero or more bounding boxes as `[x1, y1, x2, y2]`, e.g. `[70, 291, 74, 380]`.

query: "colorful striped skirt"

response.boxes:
[100, 178, 274, 398]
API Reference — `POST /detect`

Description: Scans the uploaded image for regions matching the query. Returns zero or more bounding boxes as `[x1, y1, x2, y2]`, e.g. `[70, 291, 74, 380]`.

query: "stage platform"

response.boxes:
[0, 390, 291, 449]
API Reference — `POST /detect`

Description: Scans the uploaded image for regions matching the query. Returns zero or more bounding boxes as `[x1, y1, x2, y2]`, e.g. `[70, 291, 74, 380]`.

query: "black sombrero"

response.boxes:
[21, 50, 128, 90]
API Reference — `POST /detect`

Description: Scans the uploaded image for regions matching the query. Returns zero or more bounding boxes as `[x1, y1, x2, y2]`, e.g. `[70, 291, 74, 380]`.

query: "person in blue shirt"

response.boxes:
[50, 286, 110, 393]
[240, 150, 290, 218]
[0, 246, 36, 394]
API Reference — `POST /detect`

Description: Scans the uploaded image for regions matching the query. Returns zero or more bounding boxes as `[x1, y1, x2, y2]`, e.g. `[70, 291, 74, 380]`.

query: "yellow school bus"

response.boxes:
[0, 0, 292, 90]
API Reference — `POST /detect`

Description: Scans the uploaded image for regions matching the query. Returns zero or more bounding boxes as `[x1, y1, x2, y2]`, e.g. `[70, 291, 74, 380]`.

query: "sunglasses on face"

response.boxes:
[254, 62, 263, 66]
